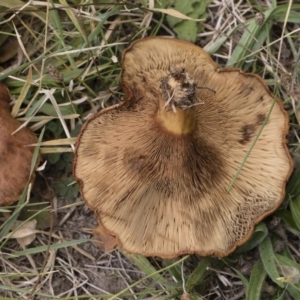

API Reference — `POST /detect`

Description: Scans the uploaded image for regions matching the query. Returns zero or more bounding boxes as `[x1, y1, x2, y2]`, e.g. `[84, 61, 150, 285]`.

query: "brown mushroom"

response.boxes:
[0, 82, 38, 206]
[73, 37, 293, 258]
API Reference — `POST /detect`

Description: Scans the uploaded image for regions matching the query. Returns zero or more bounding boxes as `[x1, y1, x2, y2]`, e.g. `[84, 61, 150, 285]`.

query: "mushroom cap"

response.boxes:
[0, 82, 38, 206]
[73, 37, 293, 258]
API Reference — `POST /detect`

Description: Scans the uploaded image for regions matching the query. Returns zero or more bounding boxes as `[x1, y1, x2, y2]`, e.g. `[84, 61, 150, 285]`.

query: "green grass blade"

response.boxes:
[276, 209, 300, 235]
[226, 22, 265, 68]
[286, 159, 300, 196]
[186, 258, 211, 291]
[246, 260, 267, 300]
[204, 26, 237, 55]
[108, 255, 189, 300]
[259, 236, 284, 288]
[49, 0, 76, 69]
[58, 0, 87, 40]
[4, 239, 89, 259]
[290, 195, 300, 231]
[11, 67, 32, 117]
[232, 268, 249, 291]
[271, 4, 300, 23]
[275, 254, 300, 298]
[121, 250, 177, 288]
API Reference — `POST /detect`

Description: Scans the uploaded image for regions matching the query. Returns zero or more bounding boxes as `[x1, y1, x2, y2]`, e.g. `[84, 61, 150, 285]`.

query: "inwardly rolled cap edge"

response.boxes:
[73, 37, 294, 258]
[0, 82, 39, 206]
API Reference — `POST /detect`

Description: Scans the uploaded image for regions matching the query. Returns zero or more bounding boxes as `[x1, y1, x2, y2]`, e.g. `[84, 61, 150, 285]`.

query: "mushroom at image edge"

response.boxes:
[0, 82, 38, 206]
[73, 37, 293, 258]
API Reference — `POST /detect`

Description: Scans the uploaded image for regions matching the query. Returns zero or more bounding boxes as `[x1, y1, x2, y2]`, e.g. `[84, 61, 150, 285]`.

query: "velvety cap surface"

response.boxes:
[0, 82, 37, 206]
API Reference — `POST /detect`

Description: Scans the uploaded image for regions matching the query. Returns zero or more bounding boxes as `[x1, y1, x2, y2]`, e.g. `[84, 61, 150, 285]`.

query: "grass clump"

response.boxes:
[0, 0, 299, 299]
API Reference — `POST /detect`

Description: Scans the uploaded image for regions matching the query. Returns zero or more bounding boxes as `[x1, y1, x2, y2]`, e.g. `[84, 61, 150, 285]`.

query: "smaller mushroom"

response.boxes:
[0, 82, 38, 206]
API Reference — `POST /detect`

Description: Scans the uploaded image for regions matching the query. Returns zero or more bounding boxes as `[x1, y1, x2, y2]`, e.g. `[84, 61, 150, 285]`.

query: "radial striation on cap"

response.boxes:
[74, 37, 293, 258]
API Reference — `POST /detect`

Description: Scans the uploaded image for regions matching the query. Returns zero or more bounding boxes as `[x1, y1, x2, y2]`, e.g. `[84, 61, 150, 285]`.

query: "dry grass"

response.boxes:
[0, 0, 300, 299]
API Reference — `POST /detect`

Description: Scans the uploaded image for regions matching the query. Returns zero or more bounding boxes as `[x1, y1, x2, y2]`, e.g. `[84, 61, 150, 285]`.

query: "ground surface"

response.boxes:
[0, 1, 300, 299]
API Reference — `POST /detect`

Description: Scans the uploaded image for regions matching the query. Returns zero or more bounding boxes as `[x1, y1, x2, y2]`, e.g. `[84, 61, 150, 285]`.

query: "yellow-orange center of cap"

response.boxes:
[156, 97, 196, 135]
